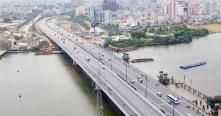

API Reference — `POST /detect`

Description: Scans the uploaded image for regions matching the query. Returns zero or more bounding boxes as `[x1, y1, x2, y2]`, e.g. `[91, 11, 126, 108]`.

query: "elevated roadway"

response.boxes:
[37, 17, 209, 116]
[37, 18, 164, 116]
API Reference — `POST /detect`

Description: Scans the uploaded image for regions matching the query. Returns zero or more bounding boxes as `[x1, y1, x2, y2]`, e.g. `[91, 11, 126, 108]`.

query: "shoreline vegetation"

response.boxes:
[105, 25, 209, 52]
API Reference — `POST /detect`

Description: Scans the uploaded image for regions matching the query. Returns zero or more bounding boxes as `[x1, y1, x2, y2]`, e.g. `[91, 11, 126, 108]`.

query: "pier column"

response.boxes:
[73, 60, 78, 66]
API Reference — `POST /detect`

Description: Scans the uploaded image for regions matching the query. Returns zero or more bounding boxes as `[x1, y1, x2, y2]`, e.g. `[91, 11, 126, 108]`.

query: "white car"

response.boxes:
[156, 92, 162, 97]
[185, 113, 192, 116]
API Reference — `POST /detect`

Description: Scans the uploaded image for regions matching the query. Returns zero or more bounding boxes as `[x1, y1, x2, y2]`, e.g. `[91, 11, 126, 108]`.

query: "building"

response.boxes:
[100, 10, 112, 23]
[205, 2, 216, 15]
[189, 3, 199, 16]
[102, 0, 119, 11]
[176, 1, 189, 21]
[163, 0, 189, 22]
[75, 6, 86, 16]
[86, 7, 96, 21]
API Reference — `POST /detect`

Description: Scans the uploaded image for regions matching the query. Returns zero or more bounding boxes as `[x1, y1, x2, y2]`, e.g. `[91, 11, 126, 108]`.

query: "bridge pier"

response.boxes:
[73, 60, 78, 66]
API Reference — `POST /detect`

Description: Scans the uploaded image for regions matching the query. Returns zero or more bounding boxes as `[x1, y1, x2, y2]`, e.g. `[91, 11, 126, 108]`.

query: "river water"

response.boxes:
[0, 53, 118, 116]
[127, 33, 221, 97]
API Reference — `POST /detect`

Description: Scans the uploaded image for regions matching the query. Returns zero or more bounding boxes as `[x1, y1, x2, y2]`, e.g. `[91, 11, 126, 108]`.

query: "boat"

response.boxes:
[131, 58, 154, 63]
[179, 62, 207, 69]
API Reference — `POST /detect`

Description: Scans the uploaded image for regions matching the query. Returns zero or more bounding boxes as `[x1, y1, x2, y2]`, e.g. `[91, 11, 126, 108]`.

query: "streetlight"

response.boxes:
[109, 51, 113, 70]
[90, 38, 92, 54]
[110, 56, 113, 70]
[145, 75, 147, 98]
[125, 63, 128, 82]
[98, 47, 101, 60]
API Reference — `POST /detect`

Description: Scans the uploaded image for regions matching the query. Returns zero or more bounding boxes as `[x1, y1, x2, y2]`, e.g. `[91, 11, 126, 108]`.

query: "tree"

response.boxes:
[3, 18, 12, 23]
[131, 31, 146, 40]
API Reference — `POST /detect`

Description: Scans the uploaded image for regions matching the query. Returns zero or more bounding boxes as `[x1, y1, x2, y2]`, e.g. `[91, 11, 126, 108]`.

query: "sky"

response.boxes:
[0, 0, 220, 4]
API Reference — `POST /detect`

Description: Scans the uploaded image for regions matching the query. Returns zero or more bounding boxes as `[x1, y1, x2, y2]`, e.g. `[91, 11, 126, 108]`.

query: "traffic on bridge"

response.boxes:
[37, 17, 209, 116]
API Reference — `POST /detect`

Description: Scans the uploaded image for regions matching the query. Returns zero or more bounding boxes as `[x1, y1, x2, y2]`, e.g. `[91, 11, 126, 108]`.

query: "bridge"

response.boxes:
[37, 17, 209, 116]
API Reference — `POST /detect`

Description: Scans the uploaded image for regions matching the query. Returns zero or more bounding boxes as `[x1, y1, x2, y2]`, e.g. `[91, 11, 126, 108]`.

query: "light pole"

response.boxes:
[98, 47, 101, 60]
[111, 56, 113, 70]
[109, 51, 113, 70]
[145, 75, 147, 98]
[90, 39, 92, 54]
[125, 63, 128, 82]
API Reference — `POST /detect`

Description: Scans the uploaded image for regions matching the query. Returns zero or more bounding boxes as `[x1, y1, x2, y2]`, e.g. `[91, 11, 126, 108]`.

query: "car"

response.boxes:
[167, 99, 171, 104]
[160, 109, 165, 114]
[86, 56, 90, 61]
[138, 77, 143, 83]
[130, 80, 135, 84]
[156, 92, 162, 97]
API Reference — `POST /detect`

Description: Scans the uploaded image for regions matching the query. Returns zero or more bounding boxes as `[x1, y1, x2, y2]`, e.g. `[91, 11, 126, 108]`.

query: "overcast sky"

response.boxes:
[0, 0, 220, 4]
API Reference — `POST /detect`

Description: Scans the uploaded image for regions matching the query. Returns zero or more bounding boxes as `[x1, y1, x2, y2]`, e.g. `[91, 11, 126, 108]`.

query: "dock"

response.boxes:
[171, 78, 208, 100]
[0, 50, 7, 58]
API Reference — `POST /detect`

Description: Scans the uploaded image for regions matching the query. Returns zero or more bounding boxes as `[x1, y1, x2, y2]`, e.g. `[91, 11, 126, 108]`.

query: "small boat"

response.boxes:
[179, 62, 207, 69]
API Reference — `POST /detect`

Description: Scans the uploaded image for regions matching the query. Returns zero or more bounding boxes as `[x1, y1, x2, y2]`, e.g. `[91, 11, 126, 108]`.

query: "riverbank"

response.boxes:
[105, 26, 209, 52]
[188, 24, 221, 33]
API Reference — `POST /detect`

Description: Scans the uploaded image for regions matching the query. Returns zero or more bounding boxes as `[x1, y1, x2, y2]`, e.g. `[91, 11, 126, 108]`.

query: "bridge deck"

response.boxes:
[38, 18, 163, 116]
[37, 17, 209, 116]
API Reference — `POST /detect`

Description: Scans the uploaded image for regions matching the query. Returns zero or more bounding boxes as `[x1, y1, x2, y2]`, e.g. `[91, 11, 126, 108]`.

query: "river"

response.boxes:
[127, 33, 221, 97]
[0, 53, 119, 116]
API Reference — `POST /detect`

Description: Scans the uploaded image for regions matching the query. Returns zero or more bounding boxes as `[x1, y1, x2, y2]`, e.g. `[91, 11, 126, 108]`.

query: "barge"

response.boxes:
[179, 62, 207, 69]
[131, 58, 154, 63]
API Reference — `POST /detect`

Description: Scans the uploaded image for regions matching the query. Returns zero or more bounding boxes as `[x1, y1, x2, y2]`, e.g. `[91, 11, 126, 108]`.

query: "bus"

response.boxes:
[167, 94, 179, 105]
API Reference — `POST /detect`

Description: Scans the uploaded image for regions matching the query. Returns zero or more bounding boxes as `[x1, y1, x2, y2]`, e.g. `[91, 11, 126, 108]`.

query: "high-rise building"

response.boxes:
[164, 0, 189, 21]
[100, 10, 112, 23]
[205, 2, 216, 15]
[75, 6, 86, 16]
[102, 0, 119, 11]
